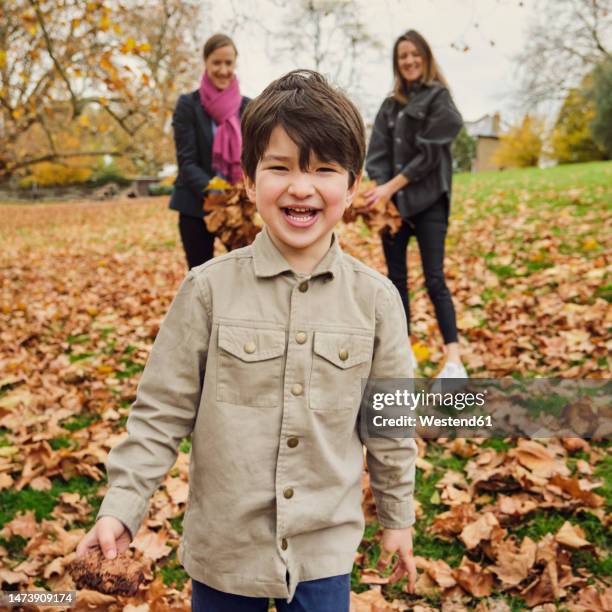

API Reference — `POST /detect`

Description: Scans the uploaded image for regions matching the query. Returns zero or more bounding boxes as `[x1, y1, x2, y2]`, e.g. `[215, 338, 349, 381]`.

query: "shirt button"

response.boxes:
[395, 137, 402, 143]
[338, 349, 349, 361]
[243, 342, 256, 354]
[295, 331, 307, 344]
[287, 437, 299, 448]
[298, 281, 309, 293]
[281, 538, 288, 550]
[291, 383, 303, 396]
[283, 487, 294, 499]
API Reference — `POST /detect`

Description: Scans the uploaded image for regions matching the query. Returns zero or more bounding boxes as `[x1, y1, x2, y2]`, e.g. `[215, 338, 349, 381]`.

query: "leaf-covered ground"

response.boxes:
[0, 161, 610, 611]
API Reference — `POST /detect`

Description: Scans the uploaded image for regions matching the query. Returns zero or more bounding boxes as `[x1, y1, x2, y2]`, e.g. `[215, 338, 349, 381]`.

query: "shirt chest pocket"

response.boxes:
[216, 325, 286, 407]
[309, 331, 373, 411]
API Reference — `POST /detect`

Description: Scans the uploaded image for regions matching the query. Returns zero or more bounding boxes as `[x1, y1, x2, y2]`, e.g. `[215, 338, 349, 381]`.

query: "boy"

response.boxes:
[76, 70, 417, 611]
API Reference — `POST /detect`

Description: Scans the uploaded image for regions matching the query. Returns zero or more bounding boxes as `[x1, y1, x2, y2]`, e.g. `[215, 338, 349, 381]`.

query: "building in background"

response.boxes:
[465, 113, 502, 172]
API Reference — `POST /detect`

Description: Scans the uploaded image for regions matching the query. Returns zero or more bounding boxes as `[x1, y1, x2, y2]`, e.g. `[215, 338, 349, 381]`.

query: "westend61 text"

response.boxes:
[372, 414, 493, 428]
[371, 389, 487, 411]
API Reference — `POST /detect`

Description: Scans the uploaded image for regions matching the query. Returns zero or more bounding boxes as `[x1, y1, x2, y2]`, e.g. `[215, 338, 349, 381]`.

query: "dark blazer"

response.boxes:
[366, 82, 462, 220]
[169, 90, 251, 218]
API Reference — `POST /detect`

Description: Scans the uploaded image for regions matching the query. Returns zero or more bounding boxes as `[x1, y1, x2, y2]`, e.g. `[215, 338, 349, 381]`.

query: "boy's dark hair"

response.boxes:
[241, 70, 365, 186]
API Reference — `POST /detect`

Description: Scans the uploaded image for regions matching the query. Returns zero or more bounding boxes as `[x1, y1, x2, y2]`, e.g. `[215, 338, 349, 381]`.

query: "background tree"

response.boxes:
[493, 115, 545, 168]
[550, 76, 607, 163]
[516, 0, 611, 107]
[0, 0, 201, 183]
[452, 127, 476, 173]
[589, 57, 612, 157]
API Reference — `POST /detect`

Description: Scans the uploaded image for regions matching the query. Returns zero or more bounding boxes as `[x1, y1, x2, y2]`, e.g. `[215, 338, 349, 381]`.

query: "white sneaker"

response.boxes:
[435, 361, 468, 379]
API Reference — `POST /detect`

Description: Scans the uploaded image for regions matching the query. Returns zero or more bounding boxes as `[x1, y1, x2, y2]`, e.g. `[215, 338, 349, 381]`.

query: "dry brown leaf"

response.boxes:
[495, 494, 538, 518]
[548, 474, 605, 507]
[0, 567, 30, 584]
[165, 476, 189, 506]
[555, 521, 591, 548]
[521, 560, 560, 607]
[131, 528, 172, 561]
[509, 440, 569, 479]
[430, 504, 478, 538]
[68, 548, 145, 596]
[423, 559, 457, 589]
[349, 586, 405, 611]
[0, 472, 14, 489]
[453, 557, 493, 597]
[489, 536, 537, 586]
[460, 512, 499, 549]
[566, 585, 612, 611]
[29, 475, 52, 490]
[0, 509, 37, 538]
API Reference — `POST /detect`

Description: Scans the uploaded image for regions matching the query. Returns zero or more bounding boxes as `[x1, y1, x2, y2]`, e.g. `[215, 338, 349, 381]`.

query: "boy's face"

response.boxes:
[245, 126, 360, 263]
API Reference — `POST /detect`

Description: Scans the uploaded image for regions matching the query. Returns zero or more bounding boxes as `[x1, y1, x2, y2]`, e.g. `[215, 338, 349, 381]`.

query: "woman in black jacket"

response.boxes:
[169, 33, 250, 269]
[365, 30, 466, 378]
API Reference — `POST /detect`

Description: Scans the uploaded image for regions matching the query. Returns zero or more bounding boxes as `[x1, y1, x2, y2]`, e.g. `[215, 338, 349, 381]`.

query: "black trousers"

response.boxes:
[382, 198, 458, 344]
[178, 214, 215, 269]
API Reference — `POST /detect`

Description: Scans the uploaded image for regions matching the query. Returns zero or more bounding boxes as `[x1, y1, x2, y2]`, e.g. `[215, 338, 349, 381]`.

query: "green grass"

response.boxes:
[61, 412, 98, 431]
[512, 510, 566, 541]
[0, 476, 104, 530]
[115, 358, 145, 379]
[49, 436, 75, 451]
[453, 161, 612, 204]
[0, 535, 28, 563]
[170, 513, 184, 536]
[68, 352, 96, 363]
[593, 453, 612, 507]
[159, 549, 189, 590]
[481, 438, 513, 452]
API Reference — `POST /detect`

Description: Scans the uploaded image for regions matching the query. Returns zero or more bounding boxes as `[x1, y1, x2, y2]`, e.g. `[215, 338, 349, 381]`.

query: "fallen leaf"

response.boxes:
[460, 512, 499, 549]
[453, 557, 493, 597]
[555, 521, 590, 548]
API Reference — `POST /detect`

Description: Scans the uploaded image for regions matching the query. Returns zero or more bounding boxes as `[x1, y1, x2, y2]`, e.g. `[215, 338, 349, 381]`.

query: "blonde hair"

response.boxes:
[392, 30, 449, 103]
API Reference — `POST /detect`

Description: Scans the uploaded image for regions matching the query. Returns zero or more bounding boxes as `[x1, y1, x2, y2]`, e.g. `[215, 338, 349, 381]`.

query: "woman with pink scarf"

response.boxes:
[169, 34, 250, 269]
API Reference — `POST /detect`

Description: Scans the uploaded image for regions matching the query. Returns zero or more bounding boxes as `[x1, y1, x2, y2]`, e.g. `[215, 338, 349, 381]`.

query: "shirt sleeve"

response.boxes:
[400, 88, 463, 183]
[362, 284, 417, 529]
[365, 101, 393, 185]
[96, 271, 211, 538]
[172, 94, 212, 197]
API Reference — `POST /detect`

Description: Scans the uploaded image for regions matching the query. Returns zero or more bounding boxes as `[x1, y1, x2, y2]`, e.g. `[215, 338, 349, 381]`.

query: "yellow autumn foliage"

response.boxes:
[493, 115, 544, 168]
[19, 162, 93, 187]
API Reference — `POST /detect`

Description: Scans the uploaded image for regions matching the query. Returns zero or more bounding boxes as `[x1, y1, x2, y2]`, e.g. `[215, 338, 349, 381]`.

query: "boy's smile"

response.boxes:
[245, 125, 360, 273]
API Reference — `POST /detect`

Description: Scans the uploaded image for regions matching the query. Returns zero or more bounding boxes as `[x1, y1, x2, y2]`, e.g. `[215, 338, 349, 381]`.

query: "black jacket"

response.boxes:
[366, 82, 462, 220]
[169, 90, 251, 218]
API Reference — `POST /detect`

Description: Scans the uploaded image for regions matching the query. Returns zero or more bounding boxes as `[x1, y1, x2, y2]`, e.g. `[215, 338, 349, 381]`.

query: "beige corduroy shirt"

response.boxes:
[97, 227, 417, 602]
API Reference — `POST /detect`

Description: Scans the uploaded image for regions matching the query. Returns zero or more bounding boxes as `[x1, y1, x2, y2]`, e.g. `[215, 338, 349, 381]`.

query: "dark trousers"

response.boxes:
[191, 574, 350, 612]
[382, 199, 458, 344]
[178, 214, 215, 269]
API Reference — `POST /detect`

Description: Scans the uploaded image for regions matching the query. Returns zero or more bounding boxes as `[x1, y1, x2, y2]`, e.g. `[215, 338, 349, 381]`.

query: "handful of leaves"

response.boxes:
[68, 548, 146, 596]
[203, 178, 263, 250]
[202, 177, 401, 250]
[342, 179, 402, 236]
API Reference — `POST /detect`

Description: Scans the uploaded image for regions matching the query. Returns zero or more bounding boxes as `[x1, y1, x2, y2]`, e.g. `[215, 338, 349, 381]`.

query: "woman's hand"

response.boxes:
[363, 182, 394, 209]
[363, 175, 409, 210]
[378, 527, 417, 593]
[76, 516, 131, 560]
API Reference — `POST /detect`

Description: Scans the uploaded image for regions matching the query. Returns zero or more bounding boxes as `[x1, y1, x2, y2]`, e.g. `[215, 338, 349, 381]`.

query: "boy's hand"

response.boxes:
[76, 516, 131, 560]
[378, 527, 416, 593]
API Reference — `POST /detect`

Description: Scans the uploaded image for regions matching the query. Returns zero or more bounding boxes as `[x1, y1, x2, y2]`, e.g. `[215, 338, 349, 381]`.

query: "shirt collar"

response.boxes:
[252, 227, 342, 280]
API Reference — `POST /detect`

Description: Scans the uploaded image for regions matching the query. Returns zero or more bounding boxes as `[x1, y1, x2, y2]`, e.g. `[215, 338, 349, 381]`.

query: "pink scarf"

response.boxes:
[199, 73, 243, 184]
